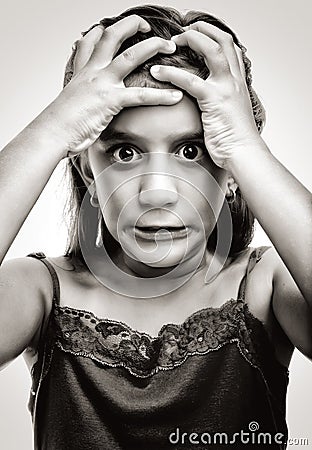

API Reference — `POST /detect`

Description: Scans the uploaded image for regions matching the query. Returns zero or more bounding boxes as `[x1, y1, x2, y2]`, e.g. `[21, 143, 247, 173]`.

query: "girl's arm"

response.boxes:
[0, 122, 69, 265]
[228, 139, 312, 359]
[0, 257, 53, 371]
[150, 21, 312, 358]
[228, 140, 312, 305]
[0, 15, 182, 369]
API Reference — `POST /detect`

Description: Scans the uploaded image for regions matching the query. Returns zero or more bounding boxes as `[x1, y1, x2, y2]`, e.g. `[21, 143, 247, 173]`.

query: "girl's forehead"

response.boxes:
[104, 95, 203, 143]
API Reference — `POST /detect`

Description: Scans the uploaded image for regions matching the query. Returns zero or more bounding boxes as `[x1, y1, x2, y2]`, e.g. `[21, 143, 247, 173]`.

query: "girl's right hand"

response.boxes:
[38, 15, 182, 158]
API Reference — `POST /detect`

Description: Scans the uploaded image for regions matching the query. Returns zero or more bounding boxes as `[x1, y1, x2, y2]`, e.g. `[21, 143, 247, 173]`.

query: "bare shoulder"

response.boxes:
[256, 245, 306, 296]
[249, 245, 281, 272]
[265, 247, 312, 360]
[245, 245, 303, 320]
[2, 253, 51, 279]
[246, 245, 297, 286]
[248, 245, 312, 364]
[0, 255, 54, 320]
[0, 255, 56, 370]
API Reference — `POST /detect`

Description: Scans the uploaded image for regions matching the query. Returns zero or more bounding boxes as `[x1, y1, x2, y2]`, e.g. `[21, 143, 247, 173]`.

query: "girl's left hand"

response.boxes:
[150, 22, 262, 170]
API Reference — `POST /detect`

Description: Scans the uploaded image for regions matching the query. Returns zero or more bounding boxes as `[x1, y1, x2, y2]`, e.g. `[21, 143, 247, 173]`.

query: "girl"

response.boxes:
[0, 4, 311, 450]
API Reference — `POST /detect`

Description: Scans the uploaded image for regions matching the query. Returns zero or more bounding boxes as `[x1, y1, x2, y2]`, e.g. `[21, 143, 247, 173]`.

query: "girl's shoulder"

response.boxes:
[0, 254, 55, 324]
[242, 245, 312, 364]
[19, 252, 91, 371]
[0, 255, 56, 371]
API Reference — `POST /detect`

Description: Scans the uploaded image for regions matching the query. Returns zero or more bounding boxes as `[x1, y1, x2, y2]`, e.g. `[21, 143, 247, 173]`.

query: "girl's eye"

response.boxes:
[176, 144, 204, 161]
[111, 145, 141, 163]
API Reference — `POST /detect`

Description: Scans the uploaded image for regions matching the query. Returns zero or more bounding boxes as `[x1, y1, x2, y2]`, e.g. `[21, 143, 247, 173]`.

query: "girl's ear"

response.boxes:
[72, 151, 94, 188]
[225, 175, 238, 196]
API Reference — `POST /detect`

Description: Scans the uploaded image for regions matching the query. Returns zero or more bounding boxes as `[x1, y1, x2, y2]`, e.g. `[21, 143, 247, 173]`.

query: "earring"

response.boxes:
[89, 190, 103, 248]
[90, 191, 99, 208]
[95, 209, 103, 248]
[226, 188, 237, 204]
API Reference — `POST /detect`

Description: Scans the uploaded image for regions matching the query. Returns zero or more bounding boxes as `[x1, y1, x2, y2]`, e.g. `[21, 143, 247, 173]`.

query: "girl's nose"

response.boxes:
[139, 173, 179, 207]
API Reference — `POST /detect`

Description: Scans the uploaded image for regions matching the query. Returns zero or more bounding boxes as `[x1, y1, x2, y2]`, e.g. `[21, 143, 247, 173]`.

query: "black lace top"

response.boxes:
[27, 246, 289, 450]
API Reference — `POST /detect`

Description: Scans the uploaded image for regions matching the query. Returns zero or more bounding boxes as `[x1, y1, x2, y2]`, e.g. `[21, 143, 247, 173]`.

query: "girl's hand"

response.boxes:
[37, 15, 182, 158]
[150, 22, 261, 169]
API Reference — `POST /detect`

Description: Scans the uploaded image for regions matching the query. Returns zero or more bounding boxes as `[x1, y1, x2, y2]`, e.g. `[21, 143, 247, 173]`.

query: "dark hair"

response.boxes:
[63, 4, 265, 262]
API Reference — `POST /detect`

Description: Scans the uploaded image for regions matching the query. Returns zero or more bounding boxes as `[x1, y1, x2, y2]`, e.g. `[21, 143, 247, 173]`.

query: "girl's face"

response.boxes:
[88, 95, 230, 273]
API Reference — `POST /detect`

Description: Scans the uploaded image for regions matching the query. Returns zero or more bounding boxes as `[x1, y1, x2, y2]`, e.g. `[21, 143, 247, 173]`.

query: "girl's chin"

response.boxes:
[120, 238, 206, 271]
[125, 248, 188, 269]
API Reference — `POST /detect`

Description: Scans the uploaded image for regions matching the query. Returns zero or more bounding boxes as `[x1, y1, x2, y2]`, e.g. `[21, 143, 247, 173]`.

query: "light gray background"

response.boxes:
[0, 1, 311, 449]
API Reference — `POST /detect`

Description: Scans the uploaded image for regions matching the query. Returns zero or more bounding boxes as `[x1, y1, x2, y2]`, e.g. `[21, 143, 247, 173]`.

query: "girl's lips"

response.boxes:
[134, 226, 190, 241]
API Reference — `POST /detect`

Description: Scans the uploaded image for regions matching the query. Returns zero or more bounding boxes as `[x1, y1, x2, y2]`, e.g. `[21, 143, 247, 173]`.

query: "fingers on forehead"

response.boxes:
[120, 87, 183, 107]
[151, 65, 206, 99]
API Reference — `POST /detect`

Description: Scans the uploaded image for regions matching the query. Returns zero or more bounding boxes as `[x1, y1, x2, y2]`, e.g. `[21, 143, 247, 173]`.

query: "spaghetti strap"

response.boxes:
[237, 246, 271, 301]
[27, 252, 61, 306]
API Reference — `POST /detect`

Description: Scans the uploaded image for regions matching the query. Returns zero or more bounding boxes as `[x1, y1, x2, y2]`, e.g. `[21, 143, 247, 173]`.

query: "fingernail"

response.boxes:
[171, 91, 183, 99]
[151, 65, 160, 74]
[167, 40, 176, 51]
[140, 21, 151, 32]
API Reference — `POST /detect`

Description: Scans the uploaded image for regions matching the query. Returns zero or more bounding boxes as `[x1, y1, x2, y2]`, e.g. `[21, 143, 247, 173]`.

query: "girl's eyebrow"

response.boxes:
[100, 128, 204, 143]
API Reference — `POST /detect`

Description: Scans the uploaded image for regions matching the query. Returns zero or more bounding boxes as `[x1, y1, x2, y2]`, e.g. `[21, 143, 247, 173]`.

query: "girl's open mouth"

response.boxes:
[134, 226, 190, 241]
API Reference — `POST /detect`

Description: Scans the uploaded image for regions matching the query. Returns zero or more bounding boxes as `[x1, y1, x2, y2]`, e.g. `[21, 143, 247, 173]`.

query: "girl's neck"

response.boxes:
[69, 245, 245, 299]
[113, 245, 231, 282]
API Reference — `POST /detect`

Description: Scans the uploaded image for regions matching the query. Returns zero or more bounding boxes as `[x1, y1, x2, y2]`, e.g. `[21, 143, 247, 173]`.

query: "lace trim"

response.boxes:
[50, 298, 268, 378]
